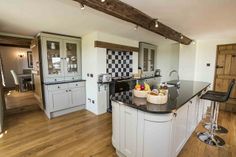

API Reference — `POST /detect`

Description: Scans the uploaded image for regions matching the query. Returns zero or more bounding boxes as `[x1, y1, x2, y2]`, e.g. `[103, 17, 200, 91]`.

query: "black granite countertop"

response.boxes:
[44, 79, 86, 85]
[111, 80, 210, 114]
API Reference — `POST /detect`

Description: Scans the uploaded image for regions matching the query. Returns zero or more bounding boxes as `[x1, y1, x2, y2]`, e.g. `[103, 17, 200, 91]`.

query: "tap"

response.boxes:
[169, 70, 180, 85]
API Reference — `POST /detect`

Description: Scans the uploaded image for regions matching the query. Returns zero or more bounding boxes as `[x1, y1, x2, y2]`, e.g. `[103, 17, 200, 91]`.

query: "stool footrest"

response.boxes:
[197, 132, 225, 147]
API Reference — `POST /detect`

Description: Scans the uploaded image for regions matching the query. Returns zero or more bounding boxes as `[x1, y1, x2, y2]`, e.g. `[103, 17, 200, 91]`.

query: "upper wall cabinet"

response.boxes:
[39, 33, 81, 83]
[139, 42, 157, 77]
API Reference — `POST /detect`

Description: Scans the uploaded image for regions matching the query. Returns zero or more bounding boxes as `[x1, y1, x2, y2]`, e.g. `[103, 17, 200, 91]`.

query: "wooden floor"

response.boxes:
[4, 90, 40, 115]
[0, 109, 235, 157]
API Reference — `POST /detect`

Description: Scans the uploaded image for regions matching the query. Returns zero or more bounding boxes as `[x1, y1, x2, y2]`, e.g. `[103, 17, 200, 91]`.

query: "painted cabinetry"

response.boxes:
[112, 94, 207, 157]
[40, 33, 81, 83]
[139, 42, 157, 77]
[44, 81, 86, 119]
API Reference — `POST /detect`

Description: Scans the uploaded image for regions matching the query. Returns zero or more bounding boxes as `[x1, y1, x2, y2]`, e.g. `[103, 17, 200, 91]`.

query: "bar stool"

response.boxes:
[197, 79, 235, 147]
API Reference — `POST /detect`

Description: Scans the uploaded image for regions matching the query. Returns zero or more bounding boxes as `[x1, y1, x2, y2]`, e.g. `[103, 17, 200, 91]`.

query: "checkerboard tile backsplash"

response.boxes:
[106, 49, 133, 77]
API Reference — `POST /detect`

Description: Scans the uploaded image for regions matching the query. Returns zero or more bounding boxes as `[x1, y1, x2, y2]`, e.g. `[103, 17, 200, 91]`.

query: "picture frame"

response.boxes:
[27, 51, 33, 68]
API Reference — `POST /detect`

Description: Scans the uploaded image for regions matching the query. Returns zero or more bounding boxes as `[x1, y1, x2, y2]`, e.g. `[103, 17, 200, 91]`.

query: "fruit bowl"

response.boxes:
[133, 89, 148, 98]
[147, 92, 168, 104]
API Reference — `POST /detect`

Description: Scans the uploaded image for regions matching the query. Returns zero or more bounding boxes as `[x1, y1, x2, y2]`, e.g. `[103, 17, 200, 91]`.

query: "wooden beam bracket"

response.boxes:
[0, 35, 32, 48]
[94, 41, 139, 52]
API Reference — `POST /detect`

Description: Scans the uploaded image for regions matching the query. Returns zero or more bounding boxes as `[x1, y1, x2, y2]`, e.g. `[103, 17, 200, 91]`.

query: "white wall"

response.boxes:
[0, 46, 32, 87]
[82, 31, 139, 115]
[156, 43, 180, 82]
[194, 39, 236, 86]
[179, 43, 196, 81]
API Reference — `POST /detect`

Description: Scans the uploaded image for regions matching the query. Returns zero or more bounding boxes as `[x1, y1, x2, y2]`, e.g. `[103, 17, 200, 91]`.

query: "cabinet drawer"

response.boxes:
[68, 82, 85, 88]
[65, 76, 81, 81]
[47, 84, 68, 91]
[46, 77, 64, 83]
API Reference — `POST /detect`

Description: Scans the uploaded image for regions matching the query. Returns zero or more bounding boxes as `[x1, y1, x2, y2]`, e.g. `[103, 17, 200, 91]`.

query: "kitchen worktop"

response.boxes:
[111, 80, 210, 113]
[44, 79, 86, 85]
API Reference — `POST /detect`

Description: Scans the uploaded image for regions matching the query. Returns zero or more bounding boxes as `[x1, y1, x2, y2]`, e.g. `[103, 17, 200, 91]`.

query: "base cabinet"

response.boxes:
[49, 88, 69, 111]
[44, 81, 86, 119]
[120, 105, 138, 157]
[138, 112, 173, 157]
[112, 102, 173, 157]
[112, 93, 206, 157]
[172, 103, 188, 157]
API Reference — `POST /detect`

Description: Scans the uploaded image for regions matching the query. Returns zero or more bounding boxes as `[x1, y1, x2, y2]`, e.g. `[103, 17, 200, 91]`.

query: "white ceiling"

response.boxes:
[0, 0, 235, 44]
[0, 0, 173, 45]
[122, 0, 236, 40]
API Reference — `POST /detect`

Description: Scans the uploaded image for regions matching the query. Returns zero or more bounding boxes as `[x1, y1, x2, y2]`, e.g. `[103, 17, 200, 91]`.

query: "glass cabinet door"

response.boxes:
[46, 40, 62, 75]
[143, 48, 149, 72]
[65, 41, 78, 75]
[150, 49, 155, 71]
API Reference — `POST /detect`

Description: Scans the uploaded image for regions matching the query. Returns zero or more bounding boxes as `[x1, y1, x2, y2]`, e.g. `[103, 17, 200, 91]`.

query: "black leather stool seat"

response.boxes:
[201, 79, 235, 103]
[201, 91, 227, 102]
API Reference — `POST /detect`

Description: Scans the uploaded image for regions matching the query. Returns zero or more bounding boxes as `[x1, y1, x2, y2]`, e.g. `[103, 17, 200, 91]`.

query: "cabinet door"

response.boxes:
[120, 106, 137, 157]
[70, 86, 86, 107]
[64, 40, 81, 78]
[42, 37, 64, 81]
[149, 49, 155, 72]
[142, 116, 173, 157]
[143, 48, 149, 72]
[112, 101, 120, 149]
[173, 104, 188, 157]
[49, 89, 69, 111]
[187, 100, 197, 138]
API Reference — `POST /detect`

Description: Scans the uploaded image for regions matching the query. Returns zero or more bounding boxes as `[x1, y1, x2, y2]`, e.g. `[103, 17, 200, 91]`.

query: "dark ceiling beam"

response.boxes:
[73, 0, 192, 45]
[0, 35, 32, 48]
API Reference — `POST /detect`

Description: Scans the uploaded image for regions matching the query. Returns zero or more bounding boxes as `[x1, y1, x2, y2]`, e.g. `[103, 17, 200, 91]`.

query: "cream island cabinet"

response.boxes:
[111, 81, 210, 157]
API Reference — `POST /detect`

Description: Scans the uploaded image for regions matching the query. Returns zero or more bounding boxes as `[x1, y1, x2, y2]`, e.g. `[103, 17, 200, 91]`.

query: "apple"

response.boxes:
[140, 85, 145, 90]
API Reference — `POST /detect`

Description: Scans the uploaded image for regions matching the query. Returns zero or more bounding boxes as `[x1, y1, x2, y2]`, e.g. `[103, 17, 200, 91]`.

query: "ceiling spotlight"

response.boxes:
[180, 34, 183, 39]
[134, 25, 138, 30]
[155, 19, 159, 28]
[101, 0, 106, 2]
[192, 41, 196, 45]
[80, 3, 85, 10]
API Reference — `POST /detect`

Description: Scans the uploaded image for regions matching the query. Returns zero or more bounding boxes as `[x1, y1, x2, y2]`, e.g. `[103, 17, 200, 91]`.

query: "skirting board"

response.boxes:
[44, 105, 85, 119]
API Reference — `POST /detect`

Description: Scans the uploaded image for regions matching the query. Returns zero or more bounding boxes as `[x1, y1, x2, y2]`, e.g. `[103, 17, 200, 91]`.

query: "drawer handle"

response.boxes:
[58, 86, 60, 89]
[66, 90, 68, 92]
[190, 100, 193, 104]
[54, 79, 57, 81]
[76, 84, 78, 86]
[72, 77, 74, 80]
[69, 90, 71, 92]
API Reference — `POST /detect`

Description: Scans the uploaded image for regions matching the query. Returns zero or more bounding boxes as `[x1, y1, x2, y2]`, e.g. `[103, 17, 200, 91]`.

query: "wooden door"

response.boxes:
[214, 44, 236, 112]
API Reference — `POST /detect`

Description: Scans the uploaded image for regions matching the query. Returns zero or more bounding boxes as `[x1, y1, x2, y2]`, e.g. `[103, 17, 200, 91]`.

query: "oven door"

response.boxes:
[115, 82, 130, 93]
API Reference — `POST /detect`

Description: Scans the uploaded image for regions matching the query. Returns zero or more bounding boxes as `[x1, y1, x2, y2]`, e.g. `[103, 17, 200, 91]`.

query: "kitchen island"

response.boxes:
[111, 80, 210, 157]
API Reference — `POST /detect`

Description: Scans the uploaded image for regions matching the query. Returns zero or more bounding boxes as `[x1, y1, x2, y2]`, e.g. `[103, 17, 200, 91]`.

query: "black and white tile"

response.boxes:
[114, 91, 133, 102]
[106, 49, 133, 77]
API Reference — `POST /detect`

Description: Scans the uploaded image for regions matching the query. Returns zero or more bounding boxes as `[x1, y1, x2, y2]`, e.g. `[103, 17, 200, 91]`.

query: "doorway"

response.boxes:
[214, 44, 236, 112]
[0, 46, 42, 133]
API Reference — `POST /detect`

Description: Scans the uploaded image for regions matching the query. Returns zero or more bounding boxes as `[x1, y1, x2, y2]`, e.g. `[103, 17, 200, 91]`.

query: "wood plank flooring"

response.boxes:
[0, 109, 235, 157]
[4, 90, 40, 115]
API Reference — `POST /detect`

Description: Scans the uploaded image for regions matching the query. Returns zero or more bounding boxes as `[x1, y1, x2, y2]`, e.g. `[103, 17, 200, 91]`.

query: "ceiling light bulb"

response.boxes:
[192, 41, 196, 45]
[134, 25, 138, 30]
[155, 19, 159, 28]
[180, 34, 183, 39]
[101, 0, 106, 2]
[80, 3, 85, 10]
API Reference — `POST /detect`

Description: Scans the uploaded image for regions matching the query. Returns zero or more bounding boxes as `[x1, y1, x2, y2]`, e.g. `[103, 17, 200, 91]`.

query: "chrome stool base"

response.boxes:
[197, 132, 225, 147]
[204, 124, 228, 134]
